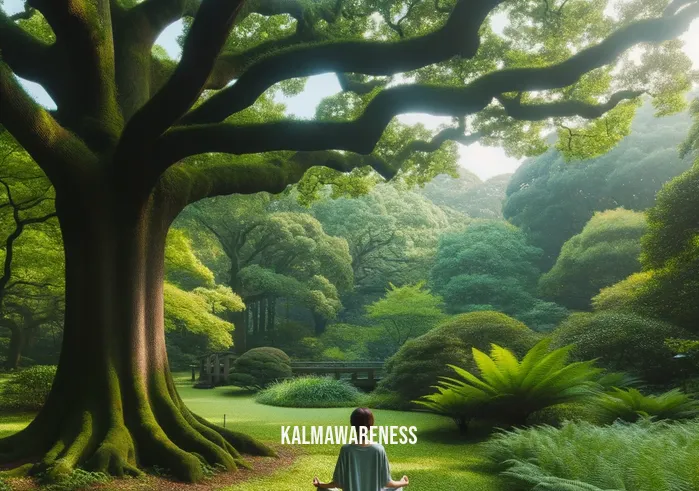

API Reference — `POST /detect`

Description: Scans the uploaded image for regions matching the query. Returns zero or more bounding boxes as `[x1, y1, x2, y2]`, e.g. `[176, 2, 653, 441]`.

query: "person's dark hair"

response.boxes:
[350, 407, 374, 443]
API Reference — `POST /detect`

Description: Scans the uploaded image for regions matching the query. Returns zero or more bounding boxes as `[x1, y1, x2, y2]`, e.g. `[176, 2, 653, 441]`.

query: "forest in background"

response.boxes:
[1, 95, 695, 375]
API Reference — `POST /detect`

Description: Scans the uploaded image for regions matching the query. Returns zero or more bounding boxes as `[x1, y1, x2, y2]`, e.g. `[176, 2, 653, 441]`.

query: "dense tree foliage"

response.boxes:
[539, 208, 647, 310]
[0, 132, 63, 369]
[503, 101, 694, 269]
[365, 282, 445, 349]
[592, 100, 699, 333]
[419, 169, 511, 219]
[551, 311, 693, 385]
[308, 184, 460, 323]
[431, 221, 567, 331]
[177, 194, 353, 345]
[633, 164, 699, 333]
[1, 0, 696, 480]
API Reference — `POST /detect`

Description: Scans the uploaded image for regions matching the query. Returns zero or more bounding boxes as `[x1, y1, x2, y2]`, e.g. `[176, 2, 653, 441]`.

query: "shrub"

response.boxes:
[593, 388, 699, 423]
[228, 347, 291, 390]
[550, 311, 692, 385]
[415, 339, 602, 431]
[378, 311, 539, 406]
[256, 376, 364, 408]
[487, 419, 699, 491]
[0, 365, 56, 411]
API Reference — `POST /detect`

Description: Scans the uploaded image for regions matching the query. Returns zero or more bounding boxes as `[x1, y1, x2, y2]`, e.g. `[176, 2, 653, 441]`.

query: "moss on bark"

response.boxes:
[0, 186, 273, 483]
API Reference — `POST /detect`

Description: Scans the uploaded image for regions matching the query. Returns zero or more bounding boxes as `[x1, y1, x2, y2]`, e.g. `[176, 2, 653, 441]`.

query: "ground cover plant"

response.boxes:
[256, 376, 366, 408]
[487, 419, 699, 491]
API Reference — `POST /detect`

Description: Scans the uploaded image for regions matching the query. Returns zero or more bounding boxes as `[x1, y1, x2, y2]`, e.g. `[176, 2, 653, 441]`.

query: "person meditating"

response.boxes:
[313, 408, 409, 490]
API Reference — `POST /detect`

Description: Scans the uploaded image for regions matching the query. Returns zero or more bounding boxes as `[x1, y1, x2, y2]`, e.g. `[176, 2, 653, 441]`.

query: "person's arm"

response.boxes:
[380, 446, 409, 488]
[313, 476, 342, 489]
[385, 475, 409, 488]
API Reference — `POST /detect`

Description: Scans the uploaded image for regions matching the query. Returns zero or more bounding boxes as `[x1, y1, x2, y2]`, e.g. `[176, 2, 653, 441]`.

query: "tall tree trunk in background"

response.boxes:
[228, 261, 247, 353]
[4, 324, 23, 370]
[230, 310, 247, 354]
[0, 175, 272, 481]
[267, 298, 275, 332]
[259, 298, 267, 332]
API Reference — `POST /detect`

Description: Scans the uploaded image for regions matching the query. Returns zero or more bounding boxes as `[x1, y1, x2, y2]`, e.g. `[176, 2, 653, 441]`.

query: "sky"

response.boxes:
[5, 0, 699, 180]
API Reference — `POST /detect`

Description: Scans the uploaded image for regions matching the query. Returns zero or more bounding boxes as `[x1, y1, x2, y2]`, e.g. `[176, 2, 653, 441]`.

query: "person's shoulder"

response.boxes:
[369, 443, 387, 454]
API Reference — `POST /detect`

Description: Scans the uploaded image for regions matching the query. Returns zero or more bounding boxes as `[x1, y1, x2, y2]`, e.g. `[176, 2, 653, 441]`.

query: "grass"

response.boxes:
[0, 372, 507, 490]
[255, 376, 365, 408]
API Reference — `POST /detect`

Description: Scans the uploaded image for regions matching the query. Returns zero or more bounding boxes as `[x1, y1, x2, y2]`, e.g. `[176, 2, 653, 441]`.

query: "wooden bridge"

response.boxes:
[195, 354, 384, 390]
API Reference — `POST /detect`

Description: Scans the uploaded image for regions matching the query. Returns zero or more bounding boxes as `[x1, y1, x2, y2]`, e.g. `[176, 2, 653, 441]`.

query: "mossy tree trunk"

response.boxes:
[0, 174, 273, 482]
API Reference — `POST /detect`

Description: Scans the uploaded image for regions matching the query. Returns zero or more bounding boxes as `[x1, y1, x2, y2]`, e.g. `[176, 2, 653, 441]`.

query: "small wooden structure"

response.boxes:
[289, 361, 385, 391]
[197, 351, 237, 387]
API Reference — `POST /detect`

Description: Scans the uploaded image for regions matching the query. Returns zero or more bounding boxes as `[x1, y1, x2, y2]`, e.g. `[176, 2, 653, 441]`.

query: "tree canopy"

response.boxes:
[539, 208, 647, 310]
[430, 220, 567, 331]
[365, 282, 445, 348]
[503, 99, 694, 269]
[420, 169, 511, 219]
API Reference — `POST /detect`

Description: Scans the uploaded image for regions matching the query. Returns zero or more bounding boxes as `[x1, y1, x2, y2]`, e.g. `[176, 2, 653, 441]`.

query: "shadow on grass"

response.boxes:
[222, 386, 257, 398]
[417, 422, 497, 445]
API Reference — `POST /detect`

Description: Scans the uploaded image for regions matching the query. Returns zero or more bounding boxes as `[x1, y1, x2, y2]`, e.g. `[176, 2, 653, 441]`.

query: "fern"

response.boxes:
[414, 339, 603, 430]
[487, 420, 699, 491]
[593, 388, 699, 423]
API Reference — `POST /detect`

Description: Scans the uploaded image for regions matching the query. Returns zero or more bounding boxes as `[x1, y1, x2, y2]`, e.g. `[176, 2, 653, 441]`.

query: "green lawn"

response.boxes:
[0, 373, 508, 490]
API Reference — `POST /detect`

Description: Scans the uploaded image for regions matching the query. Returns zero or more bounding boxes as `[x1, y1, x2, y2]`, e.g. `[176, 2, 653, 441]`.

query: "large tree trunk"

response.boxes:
[4, 325, 23, 370]
[0, 182, 272, 482]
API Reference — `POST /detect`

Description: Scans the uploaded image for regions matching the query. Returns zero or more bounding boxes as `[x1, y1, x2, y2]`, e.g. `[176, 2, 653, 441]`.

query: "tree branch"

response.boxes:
[181, 0, 503, 124]
[0, 177, 57, 306]
[127, 0, 200, 44]
[160, 151, 393, 221]
[0, 61, 96, 184]
[0, 10, 56, 90]
[382, 0, 422, 38]
[159, 0, 344, 91]
[152, 2, 698, 172]
[117, 0, 247, 163]
[336, 73, 387, 95]
[495, 90, 645, 120]
[27, 0, 120, 138]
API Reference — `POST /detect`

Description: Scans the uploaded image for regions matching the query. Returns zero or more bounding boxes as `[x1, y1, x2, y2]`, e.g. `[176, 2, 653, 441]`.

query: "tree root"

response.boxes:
[0, 406, 274, 483]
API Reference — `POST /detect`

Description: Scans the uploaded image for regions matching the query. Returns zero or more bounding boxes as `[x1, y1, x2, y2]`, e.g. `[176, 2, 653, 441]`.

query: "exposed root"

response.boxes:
[150, 387, 239, 473]
[0, 377, 273, 483]
[194, 414, 276, 458]
[86, 425, 141, 478]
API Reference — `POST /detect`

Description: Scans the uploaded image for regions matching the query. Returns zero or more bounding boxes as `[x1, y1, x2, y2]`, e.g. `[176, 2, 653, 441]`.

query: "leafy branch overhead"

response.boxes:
[1, 0, 697, 202]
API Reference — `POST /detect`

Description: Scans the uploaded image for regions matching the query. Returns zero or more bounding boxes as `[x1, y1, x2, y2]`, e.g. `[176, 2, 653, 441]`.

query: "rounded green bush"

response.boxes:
[378, 311, 540, 406]
[256, 376, 364, 408]
[229, 347, 292, 390]
[0, 365, 56, 411]
[550, 311, 693, 385]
